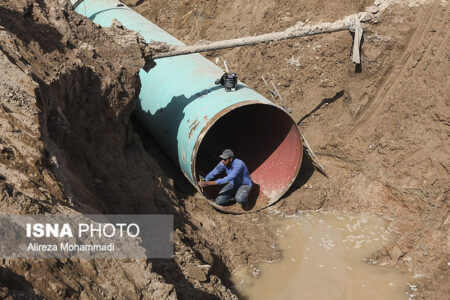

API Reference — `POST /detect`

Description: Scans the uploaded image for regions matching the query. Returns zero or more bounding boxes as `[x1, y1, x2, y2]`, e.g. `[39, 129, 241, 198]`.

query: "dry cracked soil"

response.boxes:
[0, 0, 448, 299]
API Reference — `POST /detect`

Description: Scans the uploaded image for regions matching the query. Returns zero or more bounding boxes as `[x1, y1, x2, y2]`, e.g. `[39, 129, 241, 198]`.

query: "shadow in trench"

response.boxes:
[132, 117, 241, 298]
[134, 85, 223, 167]
[130, 115, 197, 198]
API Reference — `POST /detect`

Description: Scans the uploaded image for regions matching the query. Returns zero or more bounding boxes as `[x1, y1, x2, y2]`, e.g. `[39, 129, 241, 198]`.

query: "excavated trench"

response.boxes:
[121, 0, 449, 297]
[70, 0, 304, 211]
[0, 0, 448, 299]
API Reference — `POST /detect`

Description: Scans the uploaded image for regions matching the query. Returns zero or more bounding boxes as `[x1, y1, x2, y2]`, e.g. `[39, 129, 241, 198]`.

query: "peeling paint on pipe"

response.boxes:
[71, 0, 302, 211]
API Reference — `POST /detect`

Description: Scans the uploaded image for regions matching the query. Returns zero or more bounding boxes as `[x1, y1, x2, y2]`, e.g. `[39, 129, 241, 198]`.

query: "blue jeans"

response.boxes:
[215, 182, 252, 205]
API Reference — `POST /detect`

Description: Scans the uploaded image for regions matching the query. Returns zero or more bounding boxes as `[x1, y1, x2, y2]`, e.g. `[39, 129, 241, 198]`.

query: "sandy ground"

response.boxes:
[0, 0, 448, 299]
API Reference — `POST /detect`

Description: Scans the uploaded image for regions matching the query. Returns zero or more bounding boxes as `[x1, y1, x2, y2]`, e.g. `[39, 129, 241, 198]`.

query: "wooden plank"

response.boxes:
[352, 17, 363, 64]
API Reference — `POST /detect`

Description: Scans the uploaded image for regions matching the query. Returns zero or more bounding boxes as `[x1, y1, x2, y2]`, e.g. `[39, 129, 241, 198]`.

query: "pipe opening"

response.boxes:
[195, 103, 302, 208]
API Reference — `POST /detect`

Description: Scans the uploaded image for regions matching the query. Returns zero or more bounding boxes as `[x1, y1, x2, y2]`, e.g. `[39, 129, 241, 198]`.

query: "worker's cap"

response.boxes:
[219, 149, 234, 160]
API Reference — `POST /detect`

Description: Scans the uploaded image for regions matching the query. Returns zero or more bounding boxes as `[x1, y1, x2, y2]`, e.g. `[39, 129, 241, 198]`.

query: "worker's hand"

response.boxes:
[198, 181, 208, 188]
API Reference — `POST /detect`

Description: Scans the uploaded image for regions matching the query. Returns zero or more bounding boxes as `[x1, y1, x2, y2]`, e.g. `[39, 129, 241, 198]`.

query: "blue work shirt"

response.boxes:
[205, 158, 252, 186]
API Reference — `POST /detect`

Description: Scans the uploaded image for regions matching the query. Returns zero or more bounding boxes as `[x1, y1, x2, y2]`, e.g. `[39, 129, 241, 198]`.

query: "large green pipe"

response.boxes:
[72, 0, 302, 211]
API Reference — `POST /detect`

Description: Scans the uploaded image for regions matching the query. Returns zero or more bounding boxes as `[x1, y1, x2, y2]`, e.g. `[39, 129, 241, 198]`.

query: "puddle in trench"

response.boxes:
[232, 212, 415, 300]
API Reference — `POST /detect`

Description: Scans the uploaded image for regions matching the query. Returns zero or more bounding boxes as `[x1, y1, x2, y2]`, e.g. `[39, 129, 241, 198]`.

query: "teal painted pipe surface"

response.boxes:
[72, 0, 302, 211]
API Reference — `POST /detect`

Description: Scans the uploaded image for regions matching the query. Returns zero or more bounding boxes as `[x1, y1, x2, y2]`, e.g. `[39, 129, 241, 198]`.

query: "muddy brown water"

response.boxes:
[232, 212, 415, 300]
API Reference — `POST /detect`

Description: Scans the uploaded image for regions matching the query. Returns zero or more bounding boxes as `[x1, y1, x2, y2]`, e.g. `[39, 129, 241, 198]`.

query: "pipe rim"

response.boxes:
[190, 101, 303, 213]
